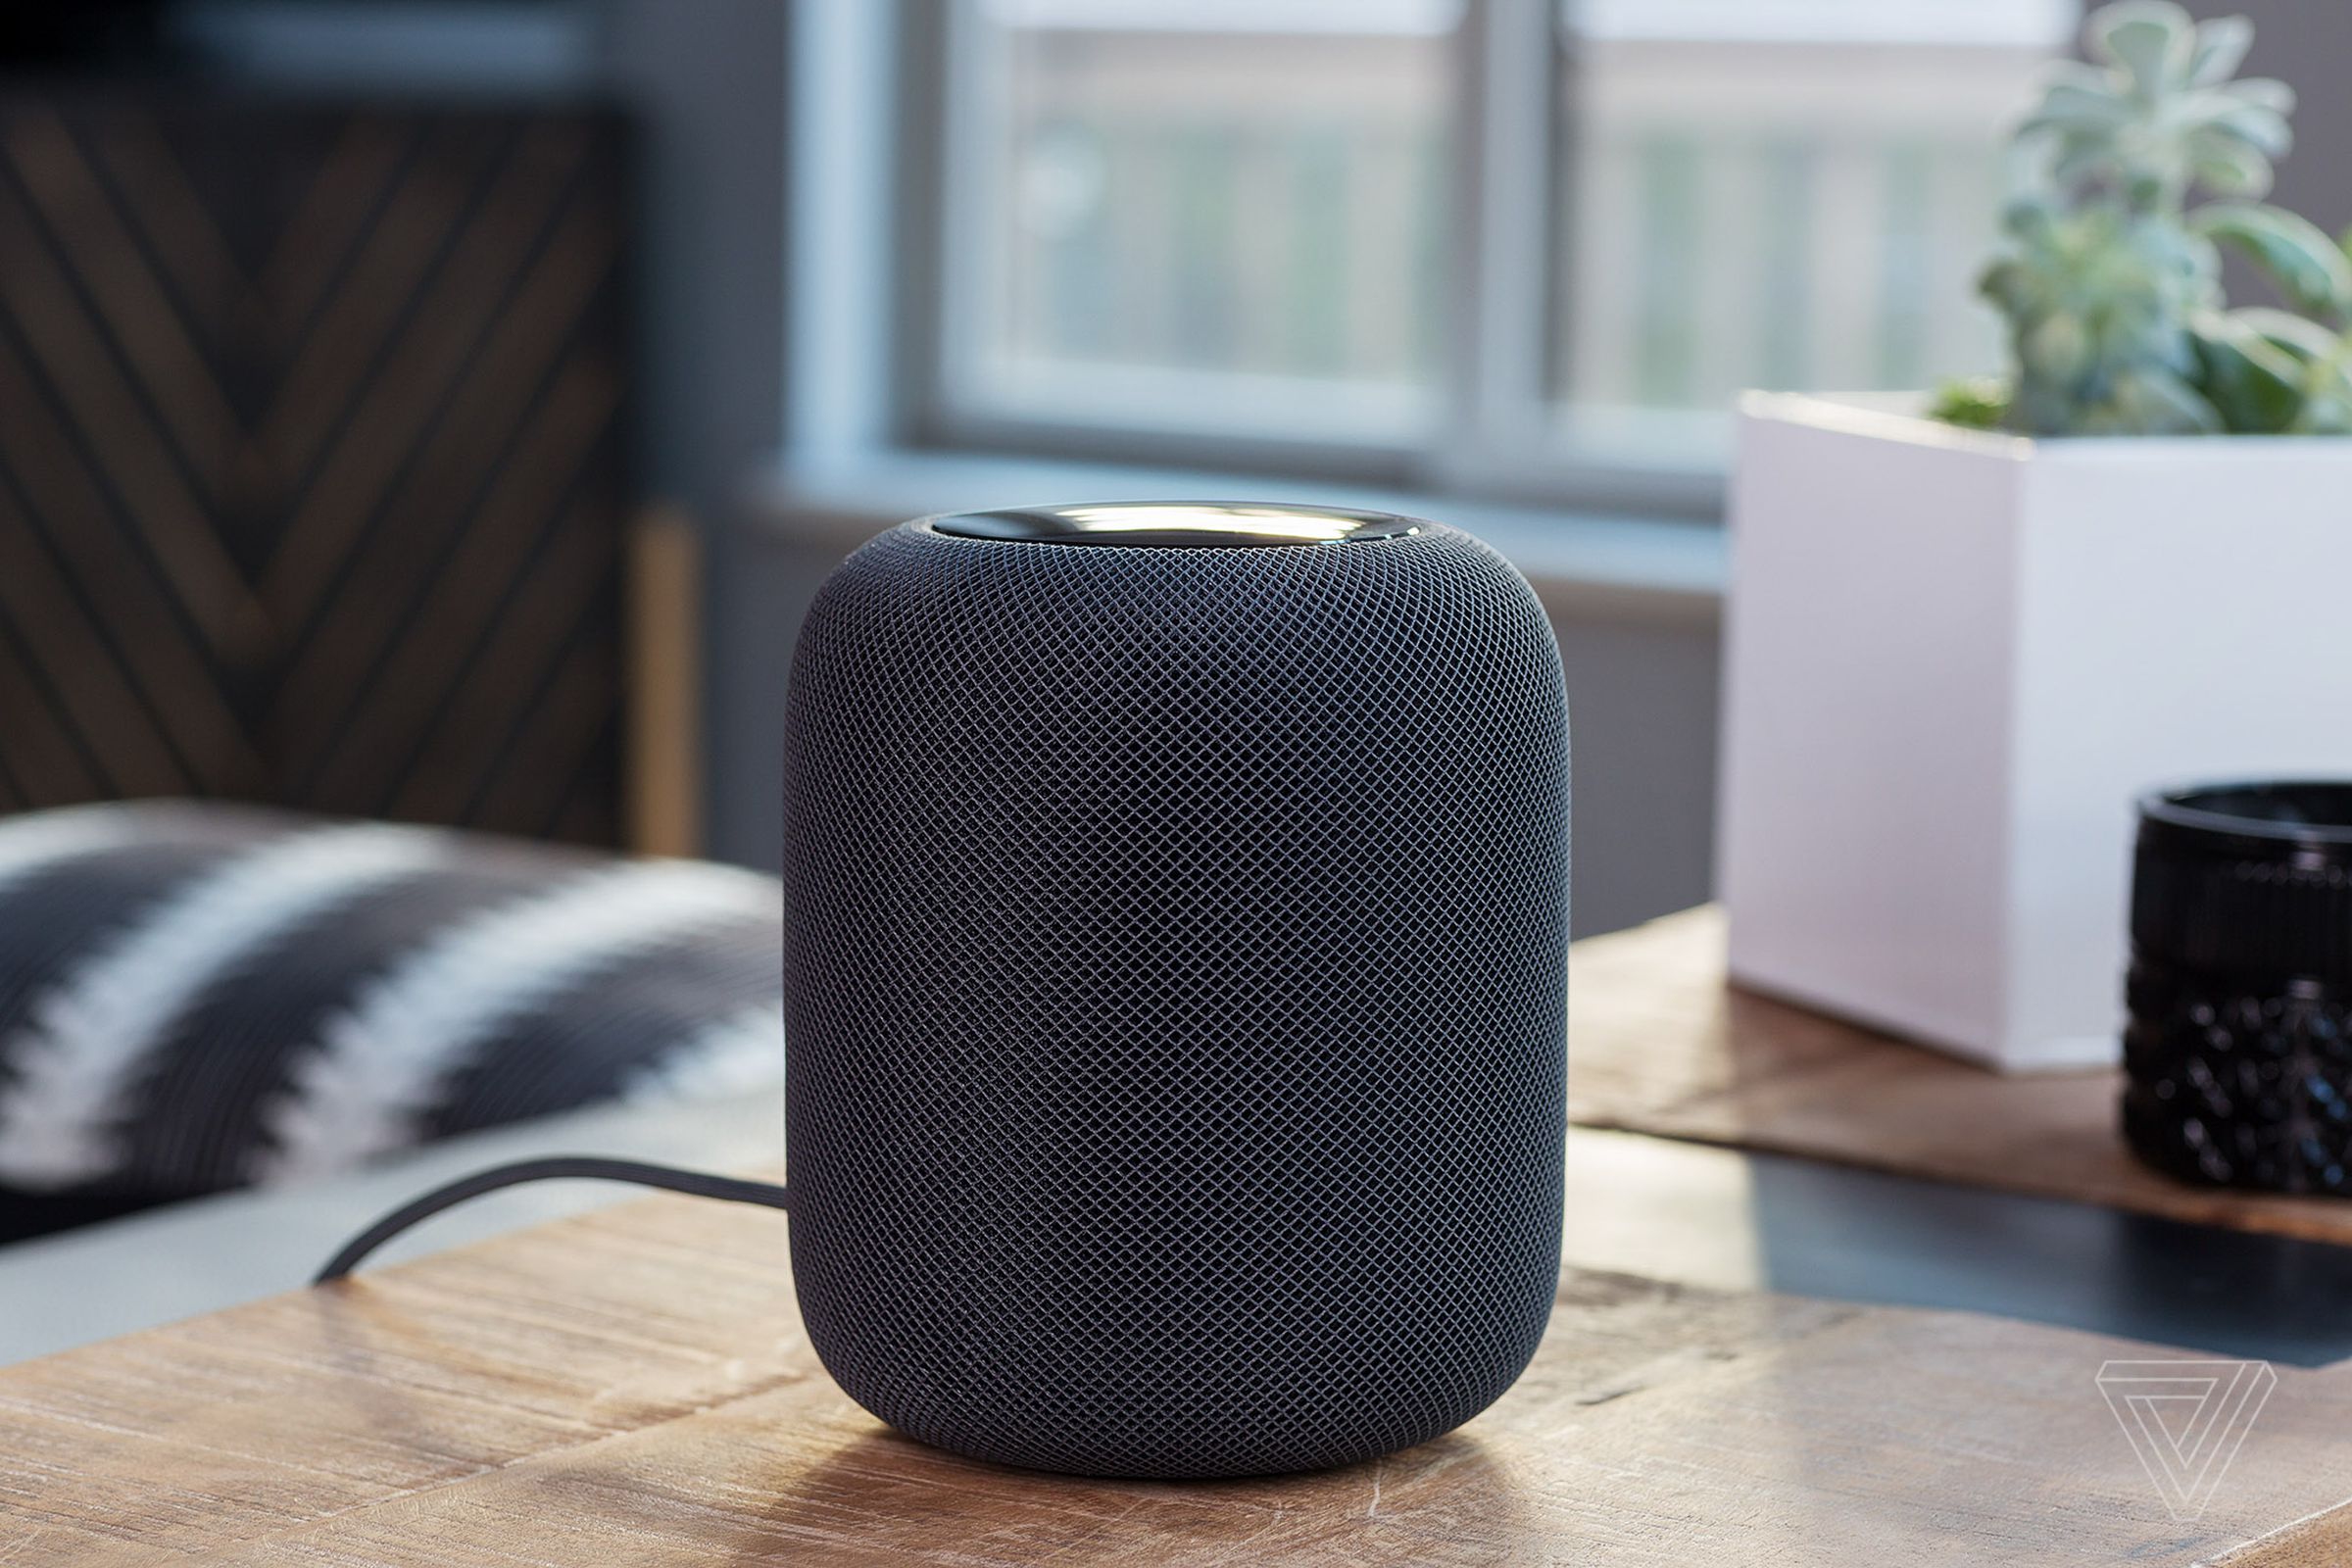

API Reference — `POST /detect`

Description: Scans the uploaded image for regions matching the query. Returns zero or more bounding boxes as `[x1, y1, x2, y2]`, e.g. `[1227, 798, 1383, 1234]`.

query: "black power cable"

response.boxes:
[313, 1156, 791, 1284]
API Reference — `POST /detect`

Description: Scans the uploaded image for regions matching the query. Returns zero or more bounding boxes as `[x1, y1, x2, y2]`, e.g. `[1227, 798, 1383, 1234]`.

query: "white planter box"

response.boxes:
[1720, 392, 2352, 1071]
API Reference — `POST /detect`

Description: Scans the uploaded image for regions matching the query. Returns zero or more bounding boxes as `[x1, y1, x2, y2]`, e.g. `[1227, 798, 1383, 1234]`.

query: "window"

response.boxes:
[1548, 0, 2059, 466]
[914, 0, 2074, 510]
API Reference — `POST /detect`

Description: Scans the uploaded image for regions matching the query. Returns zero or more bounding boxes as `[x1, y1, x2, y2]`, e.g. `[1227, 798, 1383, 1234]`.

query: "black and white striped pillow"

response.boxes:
[0, 802, 783, 1238]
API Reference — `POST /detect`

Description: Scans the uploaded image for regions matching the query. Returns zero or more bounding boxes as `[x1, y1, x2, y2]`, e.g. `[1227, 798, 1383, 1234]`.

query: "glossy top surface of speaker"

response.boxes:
[927, 499, 1424, 548]
[782, 508, 1570, 1479]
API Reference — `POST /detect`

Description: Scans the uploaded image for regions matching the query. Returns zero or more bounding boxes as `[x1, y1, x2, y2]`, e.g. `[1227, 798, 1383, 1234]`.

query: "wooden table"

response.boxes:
[9, 1134, 2352, 1566]
[1571, 906, 2352, 1247]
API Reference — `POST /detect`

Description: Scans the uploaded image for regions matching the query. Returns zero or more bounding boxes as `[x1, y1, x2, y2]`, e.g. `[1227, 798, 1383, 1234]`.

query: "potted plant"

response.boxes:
[1719, 0, 2352, 1071]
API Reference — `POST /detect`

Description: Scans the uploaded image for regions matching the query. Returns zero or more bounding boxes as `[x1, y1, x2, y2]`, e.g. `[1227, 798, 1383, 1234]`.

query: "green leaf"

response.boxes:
[2188, 137, 2273, 197]
[2197, 89, 2294, 155]
[2229, 305, 2342, 362]
[2284, 326, 2352, 432]
[2187, 15, 2253, 86]
[2023, 82, 2132, 135]
[2099, 366, 2223, 434]
[2050, 139, 2114, 191]
[2026, 68, 2132, 131]
[2221, 76, 2295, 117]
[2043, 59, 2130, 100]
[2293, 385, 2352, 434]
[2188, 309, 2304, 431]
[2094, 1, 2196, 90]
[1929, 376, 2012, 430]
[2193, 201, 2352, 315]
[2026, 312, 2092, 381]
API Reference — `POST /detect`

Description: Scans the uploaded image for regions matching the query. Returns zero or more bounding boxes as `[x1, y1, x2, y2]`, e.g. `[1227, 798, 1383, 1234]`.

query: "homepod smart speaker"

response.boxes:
[778, 501, 1571, 1479]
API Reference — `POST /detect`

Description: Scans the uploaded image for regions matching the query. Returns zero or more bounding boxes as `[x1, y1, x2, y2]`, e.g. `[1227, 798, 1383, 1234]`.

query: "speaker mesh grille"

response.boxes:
[782, 520, 1569, 1478]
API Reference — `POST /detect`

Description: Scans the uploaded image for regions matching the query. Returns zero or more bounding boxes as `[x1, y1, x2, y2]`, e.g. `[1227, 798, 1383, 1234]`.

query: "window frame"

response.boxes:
[885, 0, 1837, 521]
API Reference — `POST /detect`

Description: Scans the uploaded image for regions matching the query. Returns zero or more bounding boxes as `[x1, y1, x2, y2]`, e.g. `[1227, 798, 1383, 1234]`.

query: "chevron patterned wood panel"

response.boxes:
[0, 92, 631, 846]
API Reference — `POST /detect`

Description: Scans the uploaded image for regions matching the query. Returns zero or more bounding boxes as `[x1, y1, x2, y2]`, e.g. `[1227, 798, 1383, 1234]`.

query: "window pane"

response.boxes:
[1550, 0, 2074, 462]
[954, 0, 1458, 441]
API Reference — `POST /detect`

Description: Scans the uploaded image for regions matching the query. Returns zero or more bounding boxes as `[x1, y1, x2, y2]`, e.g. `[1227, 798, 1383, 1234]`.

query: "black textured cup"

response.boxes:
[2124, 782, 2352, 1192]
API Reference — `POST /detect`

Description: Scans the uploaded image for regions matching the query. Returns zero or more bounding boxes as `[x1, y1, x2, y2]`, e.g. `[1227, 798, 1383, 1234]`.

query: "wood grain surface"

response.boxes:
[4, 1150, 2351, 1564]
[1570, 906, 2352, 1248]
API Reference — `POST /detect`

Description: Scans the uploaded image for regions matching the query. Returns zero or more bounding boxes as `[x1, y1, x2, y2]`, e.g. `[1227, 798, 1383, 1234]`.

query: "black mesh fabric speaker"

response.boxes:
[780, 502, 1570, 1479]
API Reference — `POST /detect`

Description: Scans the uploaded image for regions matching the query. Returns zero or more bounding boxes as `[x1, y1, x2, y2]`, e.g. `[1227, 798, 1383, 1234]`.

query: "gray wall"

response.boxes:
[595, 1, 790, 525]
[1542, 599, 1719, 938]
[592, 2, 796, 871]
[703, 527, 832, 890]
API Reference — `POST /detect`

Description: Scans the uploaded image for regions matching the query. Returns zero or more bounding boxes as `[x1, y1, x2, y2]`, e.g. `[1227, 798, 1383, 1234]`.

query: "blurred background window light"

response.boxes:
[922, 0, 2079, 504]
